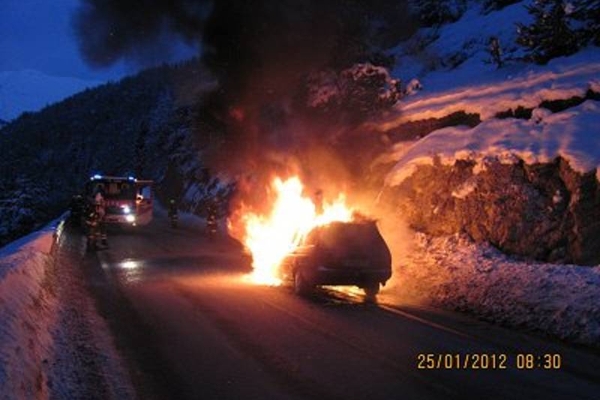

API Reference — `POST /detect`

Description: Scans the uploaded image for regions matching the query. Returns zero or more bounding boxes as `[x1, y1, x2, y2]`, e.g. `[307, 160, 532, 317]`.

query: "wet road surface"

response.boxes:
[64, 217, 600, 400]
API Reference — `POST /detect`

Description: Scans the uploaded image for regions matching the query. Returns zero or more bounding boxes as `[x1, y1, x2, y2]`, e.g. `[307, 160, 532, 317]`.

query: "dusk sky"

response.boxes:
[0, 0, 197, 82]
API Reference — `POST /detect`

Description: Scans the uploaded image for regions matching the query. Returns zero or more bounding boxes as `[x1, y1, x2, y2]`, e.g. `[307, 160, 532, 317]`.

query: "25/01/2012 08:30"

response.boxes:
[416, 353, 562, 370]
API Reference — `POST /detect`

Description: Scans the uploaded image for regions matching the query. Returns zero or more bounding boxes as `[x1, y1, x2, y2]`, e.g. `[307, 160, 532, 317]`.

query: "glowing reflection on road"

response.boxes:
[121, 259, 140, 270]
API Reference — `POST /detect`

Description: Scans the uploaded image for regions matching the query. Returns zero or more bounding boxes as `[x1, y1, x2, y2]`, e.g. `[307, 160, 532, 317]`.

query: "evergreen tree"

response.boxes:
[488, 36, 504, 68]
[572, 0, 600, 46]
[135, 122, 148, 177]
[516, 0, 579, 64]
[482, 0, 521, 13]
[409, 0, 467, 27]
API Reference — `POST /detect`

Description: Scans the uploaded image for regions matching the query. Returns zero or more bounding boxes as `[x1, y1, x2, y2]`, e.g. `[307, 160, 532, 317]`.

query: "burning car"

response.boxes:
[279, 219, 392, 298]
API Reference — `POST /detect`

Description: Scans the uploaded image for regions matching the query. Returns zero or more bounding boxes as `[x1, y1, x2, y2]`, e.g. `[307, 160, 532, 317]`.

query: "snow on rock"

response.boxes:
[383, 232, 600, 347]
[382, 151, 600, 265]
[377, 1, 600, 267]
[385, 100, 600, 186]
[380, 99, 600, 265]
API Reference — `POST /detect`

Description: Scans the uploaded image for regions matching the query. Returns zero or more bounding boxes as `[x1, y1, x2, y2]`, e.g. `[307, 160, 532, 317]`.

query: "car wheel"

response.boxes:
[363, 282, 380, 301]
[293, 270, 312, 296]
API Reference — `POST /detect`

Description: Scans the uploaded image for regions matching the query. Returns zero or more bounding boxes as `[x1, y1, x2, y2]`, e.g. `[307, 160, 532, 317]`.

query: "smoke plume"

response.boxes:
[74, 0, 416, 209]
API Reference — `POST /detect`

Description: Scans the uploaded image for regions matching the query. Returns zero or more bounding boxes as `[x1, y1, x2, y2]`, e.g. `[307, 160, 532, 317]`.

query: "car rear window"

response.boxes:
[317, 221, 382, 250]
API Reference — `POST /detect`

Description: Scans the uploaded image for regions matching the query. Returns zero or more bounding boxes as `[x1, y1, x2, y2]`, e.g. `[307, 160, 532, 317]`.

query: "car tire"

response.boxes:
[363, 281, 380, 301]
[293, 270, 312, 296]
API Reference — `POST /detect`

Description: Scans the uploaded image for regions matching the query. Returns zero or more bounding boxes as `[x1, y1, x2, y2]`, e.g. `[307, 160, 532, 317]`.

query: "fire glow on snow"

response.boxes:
[385, 100, 600, 186]
[238, 177, 353, 285]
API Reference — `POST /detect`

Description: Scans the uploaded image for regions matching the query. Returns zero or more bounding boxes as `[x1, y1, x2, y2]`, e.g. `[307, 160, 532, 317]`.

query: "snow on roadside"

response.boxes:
[381, 233, 600, 347]
[0, 219, 135, 400]
[385, 100, 600, 186]
[0, 224, 56, 400]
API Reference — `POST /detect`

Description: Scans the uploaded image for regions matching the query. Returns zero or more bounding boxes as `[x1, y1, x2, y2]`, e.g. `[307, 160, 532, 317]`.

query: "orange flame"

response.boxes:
[239, 176, 353, 285]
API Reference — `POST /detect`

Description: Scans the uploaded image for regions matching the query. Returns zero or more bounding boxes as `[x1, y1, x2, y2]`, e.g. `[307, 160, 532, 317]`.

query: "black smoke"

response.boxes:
[74, 0, 411, 87]
[73, 0, 416, 205]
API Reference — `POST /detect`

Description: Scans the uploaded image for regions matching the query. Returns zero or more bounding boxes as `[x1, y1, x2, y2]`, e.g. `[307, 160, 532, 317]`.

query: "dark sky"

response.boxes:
[0, 0, 197, 81]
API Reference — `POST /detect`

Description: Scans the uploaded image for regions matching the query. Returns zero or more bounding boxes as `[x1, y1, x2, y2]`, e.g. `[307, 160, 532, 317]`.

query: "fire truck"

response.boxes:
[84, 175, 154, 226]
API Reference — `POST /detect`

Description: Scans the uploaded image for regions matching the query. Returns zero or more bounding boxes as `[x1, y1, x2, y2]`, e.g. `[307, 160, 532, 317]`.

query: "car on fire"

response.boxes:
[279, 219, 392, 298]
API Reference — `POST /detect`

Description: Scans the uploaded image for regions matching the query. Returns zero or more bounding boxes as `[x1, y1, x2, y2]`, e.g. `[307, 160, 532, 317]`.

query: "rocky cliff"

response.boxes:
[382, 156, 600, 265]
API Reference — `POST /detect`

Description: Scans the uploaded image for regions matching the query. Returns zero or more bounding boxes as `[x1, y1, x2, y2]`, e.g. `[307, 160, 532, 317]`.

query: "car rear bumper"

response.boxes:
[308, 265, 391, 286]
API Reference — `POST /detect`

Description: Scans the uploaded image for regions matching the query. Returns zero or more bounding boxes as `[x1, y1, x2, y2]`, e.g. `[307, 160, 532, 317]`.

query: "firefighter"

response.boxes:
[84, 200, 103, 250]
[93, 192, 108, 246]
[168, 199, 179, 228]
[206, 203, 218, 239]
[69, 194, 85, 226]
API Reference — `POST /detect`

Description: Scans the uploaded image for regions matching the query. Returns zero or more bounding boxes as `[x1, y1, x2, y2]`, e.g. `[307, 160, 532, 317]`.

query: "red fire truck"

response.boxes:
[85, 175, 154, 226]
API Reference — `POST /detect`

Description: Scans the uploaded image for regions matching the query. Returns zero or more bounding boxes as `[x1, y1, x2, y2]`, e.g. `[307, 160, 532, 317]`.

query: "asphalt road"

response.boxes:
[68, 216, 600, 400]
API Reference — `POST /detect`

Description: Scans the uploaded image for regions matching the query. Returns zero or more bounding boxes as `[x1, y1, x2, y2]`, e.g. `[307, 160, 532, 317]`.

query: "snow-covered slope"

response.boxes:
[387, 48, 600, 125]
[374, 0, 600, 342]
[0, 70, 101, 121]
[384, 0, 600, 196]
[386, 0, 599, 124]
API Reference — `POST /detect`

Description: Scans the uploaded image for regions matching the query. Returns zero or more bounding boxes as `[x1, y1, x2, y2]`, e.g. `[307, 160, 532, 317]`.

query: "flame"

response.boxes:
[239, 176, 353, 285]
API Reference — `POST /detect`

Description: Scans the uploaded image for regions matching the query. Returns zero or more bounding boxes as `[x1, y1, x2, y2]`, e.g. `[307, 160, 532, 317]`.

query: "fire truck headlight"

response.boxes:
[125, 214, 136, 223]
[122, 205, 131, 214]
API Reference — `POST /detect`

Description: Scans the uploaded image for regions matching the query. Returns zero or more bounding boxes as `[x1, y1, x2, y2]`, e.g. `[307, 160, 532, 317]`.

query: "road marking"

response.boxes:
[377, 304, 472, 339]
[259, 292, 459, 397]
[325, 287, 472, 340]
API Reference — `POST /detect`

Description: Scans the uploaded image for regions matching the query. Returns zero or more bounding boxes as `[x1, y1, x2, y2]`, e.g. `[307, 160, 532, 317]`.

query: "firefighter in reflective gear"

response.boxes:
[206, 203, 218, 238]
[168, 199, 179, 228]
[93, 192, 108, 246]
[85, 200, 103, 250]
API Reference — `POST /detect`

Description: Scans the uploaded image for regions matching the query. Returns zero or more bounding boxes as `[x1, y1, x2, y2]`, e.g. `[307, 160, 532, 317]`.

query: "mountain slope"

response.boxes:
[0, 69, 102, 121]
[0, 60, 227, 248]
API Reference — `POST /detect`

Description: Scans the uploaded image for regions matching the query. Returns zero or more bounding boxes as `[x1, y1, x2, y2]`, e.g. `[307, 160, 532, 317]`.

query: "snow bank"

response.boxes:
[0, 220, 135, 400]
[385, 100, 600, 186]
[0, 223, 57, 400]
[383, 233, 600, 347]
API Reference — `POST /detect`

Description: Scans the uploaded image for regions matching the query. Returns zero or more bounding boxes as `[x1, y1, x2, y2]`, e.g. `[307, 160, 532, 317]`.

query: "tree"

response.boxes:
[135, 122, 148, 177]
[305, 63, 403, 124]
[488, 36, 504, 68]
[482, 0, 521, 13]
[409, 0, 467, 27]
[572, 0, 600, 46]
[516, 0, 579, 64]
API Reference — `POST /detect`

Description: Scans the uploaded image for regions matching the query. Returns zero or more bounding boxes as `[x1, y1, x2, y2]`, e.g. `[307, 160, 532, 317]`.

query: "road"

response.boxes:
[63, 215, 600, 400]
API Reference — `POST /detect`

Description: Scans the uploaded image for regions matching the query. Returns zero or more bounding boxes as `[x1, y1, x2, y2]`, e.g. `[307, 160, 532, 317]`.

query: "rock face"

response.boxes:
[382, 156, 600, 265]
